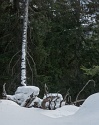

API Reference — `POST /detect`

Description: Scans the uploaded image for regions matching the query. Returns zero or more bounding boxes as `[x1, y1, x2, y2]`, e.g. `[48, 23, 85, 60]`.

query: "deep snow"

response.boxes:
[0, 93, 99, 125]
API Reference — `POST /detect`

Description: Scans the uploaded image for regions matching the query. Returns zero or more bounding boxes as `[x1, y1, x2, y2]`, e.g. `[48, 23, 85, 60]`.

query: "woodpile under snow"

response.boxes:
[3, 85, 66, 109]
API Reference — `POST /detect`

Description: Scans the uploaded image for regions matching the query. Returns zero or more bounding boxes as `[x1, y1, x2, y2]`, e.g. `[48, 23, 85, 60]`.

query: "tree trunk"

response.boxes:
[21, 0, 29, 86]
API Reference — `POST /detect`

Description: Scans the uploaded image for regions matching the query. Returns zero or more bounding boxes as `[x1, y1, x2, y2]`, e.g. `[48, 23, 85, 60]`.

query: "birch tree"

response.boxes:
[21, 0, 29, 86]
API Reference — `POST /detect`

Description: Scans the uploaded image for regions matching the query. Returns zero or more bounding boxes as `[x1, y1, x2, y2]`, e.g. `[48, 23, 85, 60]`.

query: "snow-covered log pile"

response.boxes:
[42, 93, 63, 110]
[3, 80, 94, 109]
[5, 86, 42, 108]
[3, 85, 66, 109]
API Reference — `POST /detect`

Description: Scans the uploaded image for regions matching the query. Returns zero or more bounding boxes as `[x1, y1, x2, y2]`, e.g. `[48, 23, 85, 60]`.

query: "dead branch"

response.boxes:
[23, 93, 35, 108]
[41, 97, 50, 109]
[64, 89, 70, 101]
[48, 96, 53, 110]
[27, 51, 37, 76]
[41, 95, 56, 110]
[7, 73, 20, 92]
[48, 94, 55, 110]
[60, 89, 72, 107]
[8, 50, 21, 73]
[2, 83, 7, 99]
[4, 37, 15, 52]
[72, 99, 85, 105]
[11, 57, 21, 76]
[53, 93, 60, 110]
[2, 83, 19, 104]
[44, 83, 49, 97]
[66, 95, 71, 105]
[76, 80, 95, 102]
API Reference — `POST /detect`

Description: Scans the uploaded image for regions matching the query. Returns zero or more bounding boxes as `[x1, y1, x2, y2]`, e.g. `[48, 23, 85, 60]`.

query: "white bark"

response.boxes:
[21, 0, 29, 86]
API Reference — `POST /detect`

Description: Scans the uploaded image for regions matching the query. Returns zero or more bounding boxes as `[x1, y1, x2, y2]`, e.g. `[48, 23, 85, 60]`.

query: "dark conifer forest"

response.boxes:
[0, 0, 99, 100]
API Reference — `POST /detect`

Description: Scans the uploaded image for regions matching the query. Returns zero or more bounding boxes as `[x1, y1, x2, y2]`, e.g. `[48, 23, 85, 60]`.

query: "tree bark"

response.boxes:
[21, 0, 29, 86]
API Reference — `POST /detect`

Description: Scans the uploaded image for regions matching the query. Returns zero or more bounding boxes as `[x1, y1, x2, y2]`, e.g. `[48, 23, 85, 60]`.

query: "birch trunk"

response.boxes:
[21, 0, 29, 86]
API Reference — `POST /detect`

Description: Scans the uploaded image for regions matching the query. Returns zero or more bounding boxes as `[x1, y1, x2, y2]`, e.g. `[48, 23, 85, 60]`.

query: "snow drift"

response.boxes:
[0, 93, 99, 125]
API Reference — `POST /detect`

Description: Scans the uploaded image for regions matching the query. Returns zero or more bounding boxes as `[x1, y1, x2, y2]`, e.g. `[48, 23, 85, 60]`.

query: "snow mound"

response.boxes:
[63, 93, 99, 125]
[15, 86, 40, 96]
[0, 93, 99, 125]
[0, 100, 19, 106]
[41, 105, 79, 118]
[76, 92, 99, 115]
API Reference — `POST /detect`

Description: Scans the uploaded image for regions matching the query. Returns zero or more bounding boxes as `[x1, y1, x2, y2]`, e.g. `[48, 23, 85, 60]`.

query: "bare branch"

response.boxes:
[76, 80, 95, 102]
[73, 99, 85, 105]
[11, 57, 21, 76]
[44, 83, 49, 96]
[41, 97, 50, 109]
[4, 37, 15, 52]
[60, 89, 71, 107]
[8, 73, 20, 92]
[2, 83, 7, 98]
[22, 93, 35, 108]
[27, 51, 37, 76]
[0, 34, 11, 40]
[53, 93, 60, 110]
[63, 88, 70, 101]
[8, 50, 21, 73]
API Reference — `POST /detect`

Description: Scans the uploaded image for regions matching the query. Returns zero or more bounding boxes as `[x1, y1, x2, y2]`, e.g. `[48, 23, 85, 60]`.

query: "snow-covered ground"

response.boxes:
[0, 93, 99, 125]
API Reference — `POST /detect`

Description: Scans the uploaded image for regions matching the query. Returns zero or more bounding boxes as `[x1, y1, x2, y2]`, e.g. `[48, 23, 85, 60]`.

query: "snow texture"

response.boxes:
[1, 93, 99, 125]
[15, 86, 40, 96]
